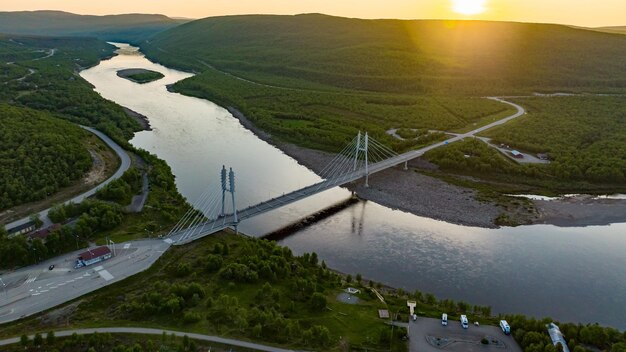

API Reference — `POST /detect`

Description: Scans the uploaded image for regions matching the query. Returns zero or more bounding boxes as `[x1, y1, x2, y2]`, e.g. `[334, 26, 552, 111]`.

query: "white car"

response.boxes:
[441, 313, 448, 326]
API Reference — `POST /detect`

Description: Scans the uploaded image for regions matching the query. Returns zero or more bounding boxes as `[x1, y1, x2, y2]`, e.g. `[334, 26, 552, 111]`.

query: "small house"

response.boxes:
[76, 246, 113, 268]
[27, 224, 61, 242]
[6, 221, 37, 237]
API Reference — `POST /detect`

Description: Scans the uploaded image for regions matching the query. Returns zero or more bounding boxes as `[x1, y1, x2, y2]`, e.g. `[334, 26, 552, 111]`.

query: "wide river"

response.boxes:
[81, 44, 626, 329]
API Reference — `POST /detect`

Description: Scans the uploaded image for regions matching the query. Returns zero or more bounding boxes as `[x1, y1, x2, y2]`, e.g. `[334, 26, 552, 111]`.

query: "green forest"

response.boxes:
[0, 34, 141, 142]
[142, 14, 626, 95]
[424, 96, 626, 191]
[0, 105, 92, 210]
[167, 67, 513, 152]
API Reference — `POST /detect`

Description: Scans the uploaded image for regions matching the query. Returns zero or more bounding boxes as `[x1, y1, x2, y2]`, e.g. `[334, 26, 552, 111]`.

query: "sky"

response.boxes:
[1, 0, 624, 27]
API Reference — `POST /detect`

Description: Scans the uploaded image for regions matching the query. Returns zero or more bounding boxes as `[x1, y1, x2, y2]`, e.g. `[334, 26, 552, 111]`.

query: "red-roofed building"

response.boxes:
[76, 246, 113, 267]
[27, 224, 61, 241]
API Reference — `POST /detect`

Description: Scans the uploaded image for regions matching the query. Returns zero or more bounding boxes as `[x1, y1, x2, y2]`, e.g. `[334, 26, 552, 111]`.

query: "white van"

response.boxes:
[500, 320, 511, 334]
[441, 313, 448, 326]
[460, 315, 469, 329]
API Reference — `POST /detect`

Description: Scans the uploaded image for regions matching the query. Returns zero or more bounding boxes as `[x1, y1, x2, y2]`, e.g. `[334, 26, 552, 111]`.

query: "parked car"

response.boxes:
[48, 264, 55, 270]
[441, 313, 448, 326]
[460, 315, 469, 329]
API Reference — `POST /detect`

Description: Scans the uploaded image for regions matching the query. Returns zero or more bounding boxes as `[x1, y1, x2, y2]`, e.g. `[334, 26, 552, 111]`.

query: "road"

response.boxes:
[4, 125, 132, 231]
[0, 239, 169, 325]
[0, 327, 296, 351]
[171, 97, 526, 244]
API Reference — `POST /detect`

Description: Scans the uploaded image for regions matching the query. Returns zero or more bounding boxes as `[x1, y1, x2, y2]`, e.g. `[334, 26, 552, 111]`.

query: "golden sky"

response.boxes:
[1, 0, 624, 27]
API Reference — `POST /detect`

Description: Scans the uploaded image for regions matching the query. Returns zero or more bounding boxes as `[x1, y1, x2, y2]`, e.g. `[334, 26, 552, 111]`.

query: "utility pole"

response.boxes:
[0, 277, 7, 299]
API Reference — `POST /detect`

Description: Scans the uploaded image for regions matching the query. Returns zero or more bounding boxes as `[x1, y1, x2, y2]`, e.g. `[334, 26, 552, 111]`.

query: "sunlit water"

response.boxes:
[80, 44, 626, 329]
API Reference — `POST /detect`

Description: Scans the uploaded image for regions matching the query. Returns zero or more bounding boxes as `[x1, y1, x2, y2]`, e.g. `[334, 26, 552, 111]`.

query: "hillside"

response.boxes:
[0, 10, 187, 43]
[142, 14, 626, 95]
[596, 26, 626, 34]
[0, 105, 92, 210]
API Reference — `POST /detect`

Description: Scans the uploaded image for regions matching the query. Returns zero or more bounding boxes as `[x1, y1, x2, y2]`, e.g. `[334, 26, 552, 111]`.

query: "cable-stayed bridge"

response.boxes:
[167, 131, 430, 244]
[167, 95, 526, 245]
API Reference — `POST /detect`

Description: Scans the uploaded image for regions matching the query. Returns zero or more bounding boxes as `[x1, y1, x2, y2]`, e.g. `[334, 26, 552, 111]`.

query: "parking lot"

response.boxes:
[408, 316, 522, 352]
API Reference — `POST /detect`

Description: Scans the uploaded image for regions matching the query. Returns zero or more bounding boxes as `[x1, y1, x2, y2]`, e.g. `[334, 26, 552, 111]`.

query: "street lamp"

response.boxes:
[0, 277, 7, 298]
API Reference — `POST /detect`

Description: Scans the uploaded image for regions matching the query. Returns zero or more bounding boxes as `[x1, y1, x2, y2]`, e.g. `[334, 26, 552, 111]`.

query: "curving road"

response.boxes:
[0, 327, 296, 352]
[4, 126, 131, 231]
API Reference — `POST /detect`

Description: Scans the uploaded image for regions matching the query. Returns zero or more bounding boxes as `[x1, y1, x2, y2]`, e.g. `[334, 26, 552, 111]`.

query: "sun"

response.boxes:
[452, 0, 487, 15]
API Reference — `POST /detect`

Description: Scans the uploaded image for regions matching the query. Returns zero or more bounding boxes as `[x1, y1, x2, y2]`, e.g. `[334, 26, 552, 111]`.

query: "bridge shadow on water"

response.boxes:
[262, 195, 362, 242]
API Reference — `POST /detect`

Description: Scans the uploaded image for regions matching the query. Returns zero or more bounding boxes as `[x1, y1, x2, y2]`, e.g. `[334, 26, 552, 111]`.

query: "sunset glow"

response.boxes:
[0, 0, 625, 27]
[452, 0, 487, 15]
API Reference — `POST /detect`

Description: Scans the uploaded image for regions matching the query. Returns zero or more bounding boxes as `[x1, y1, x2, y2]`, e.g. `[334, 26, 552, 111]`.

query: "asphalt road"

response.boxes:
[0, 327, 296, 351]
[408, 317, 522, 352]
[0, 327, 294, 352]
[4, 125, 131, 231]
[0, 239, 169, 324]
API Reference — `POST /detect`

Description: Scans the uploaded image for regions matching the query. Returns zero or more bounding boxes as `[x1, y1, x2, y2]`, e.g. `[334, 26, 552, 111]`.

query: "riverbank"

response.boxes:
[228, 106, 626, 229]
[228, 107, 503, 228]
[122, 107, 151, 131]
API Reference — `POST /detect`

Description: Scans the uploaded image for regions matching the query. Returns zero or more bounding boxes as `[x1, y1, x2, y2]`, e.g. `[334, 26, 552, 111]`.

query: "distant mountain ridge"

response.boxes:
[595, 26, 626, 34]
[142, 13, 626, 95]
[0, 10, 187, 43]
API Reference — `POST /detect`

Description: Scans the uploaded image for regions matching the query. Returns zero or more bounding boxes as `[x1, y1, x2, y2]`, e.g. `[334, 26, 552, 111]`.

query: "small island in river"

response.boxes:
[116, 68, 164, 84]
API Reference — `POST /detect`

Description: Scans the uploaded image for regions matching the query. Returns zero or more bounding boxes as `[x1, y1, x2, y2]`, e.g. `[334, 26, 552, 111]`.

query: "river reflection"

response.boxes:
[80, 43, 626, 329]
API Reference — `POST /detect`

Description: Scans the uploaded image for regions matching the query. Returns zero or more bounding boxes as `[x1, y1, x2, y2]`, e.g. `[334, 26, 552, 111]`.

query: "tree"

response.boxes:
[20, 334, 29, 347]
[346, 274, 352, 283]
[356, 273, 362, 285]
[310, 292, 327, 311]
[46, 331, 56, 345]
[33, 333, 43, 346]
[30, 213, 43, 228]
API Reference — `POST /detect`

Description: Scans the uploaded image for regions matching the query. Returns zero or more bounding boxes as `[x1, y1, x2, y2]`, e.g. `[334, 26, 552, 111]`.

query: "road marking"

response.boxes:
[66, 280, 75, 283]
[32, 293, 40, 296]
[58, 283, 66, 286]
[75, 277, 84, 280]
[123, 243, 131, 249]
[98, 270, 114, 281]
[40, 290, 49, 293]
[46, 283, 53, 286]
[163, 239, 173, 244]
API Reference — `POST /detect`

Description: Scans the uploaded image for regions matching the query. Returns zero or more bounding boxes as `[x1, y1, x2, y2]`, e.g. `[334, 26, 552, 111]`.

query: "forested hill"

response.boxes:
[0, 11, 187, 44]
[142, 14, 626, 95]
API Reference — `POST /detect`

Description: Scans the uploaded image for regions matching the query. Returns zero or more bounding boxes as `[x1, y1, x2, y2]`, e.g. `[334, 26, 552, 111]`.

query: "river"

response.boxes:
[80, 43, 626, 329]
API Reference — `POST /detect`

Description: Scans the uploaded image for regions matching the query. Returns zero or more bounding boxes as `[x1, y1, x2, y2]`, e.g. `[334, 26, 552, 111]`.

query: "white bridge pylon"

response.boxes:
[167, 131, 402, 244]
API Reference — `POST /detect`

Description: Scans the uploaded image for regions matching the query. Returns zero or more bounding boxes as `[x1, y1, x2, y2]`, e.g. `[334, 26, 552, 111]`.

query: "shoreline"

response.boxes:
[227, 106, 626, 229]
[123, 106, 152, 131]
[228, 107, 503, 228]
